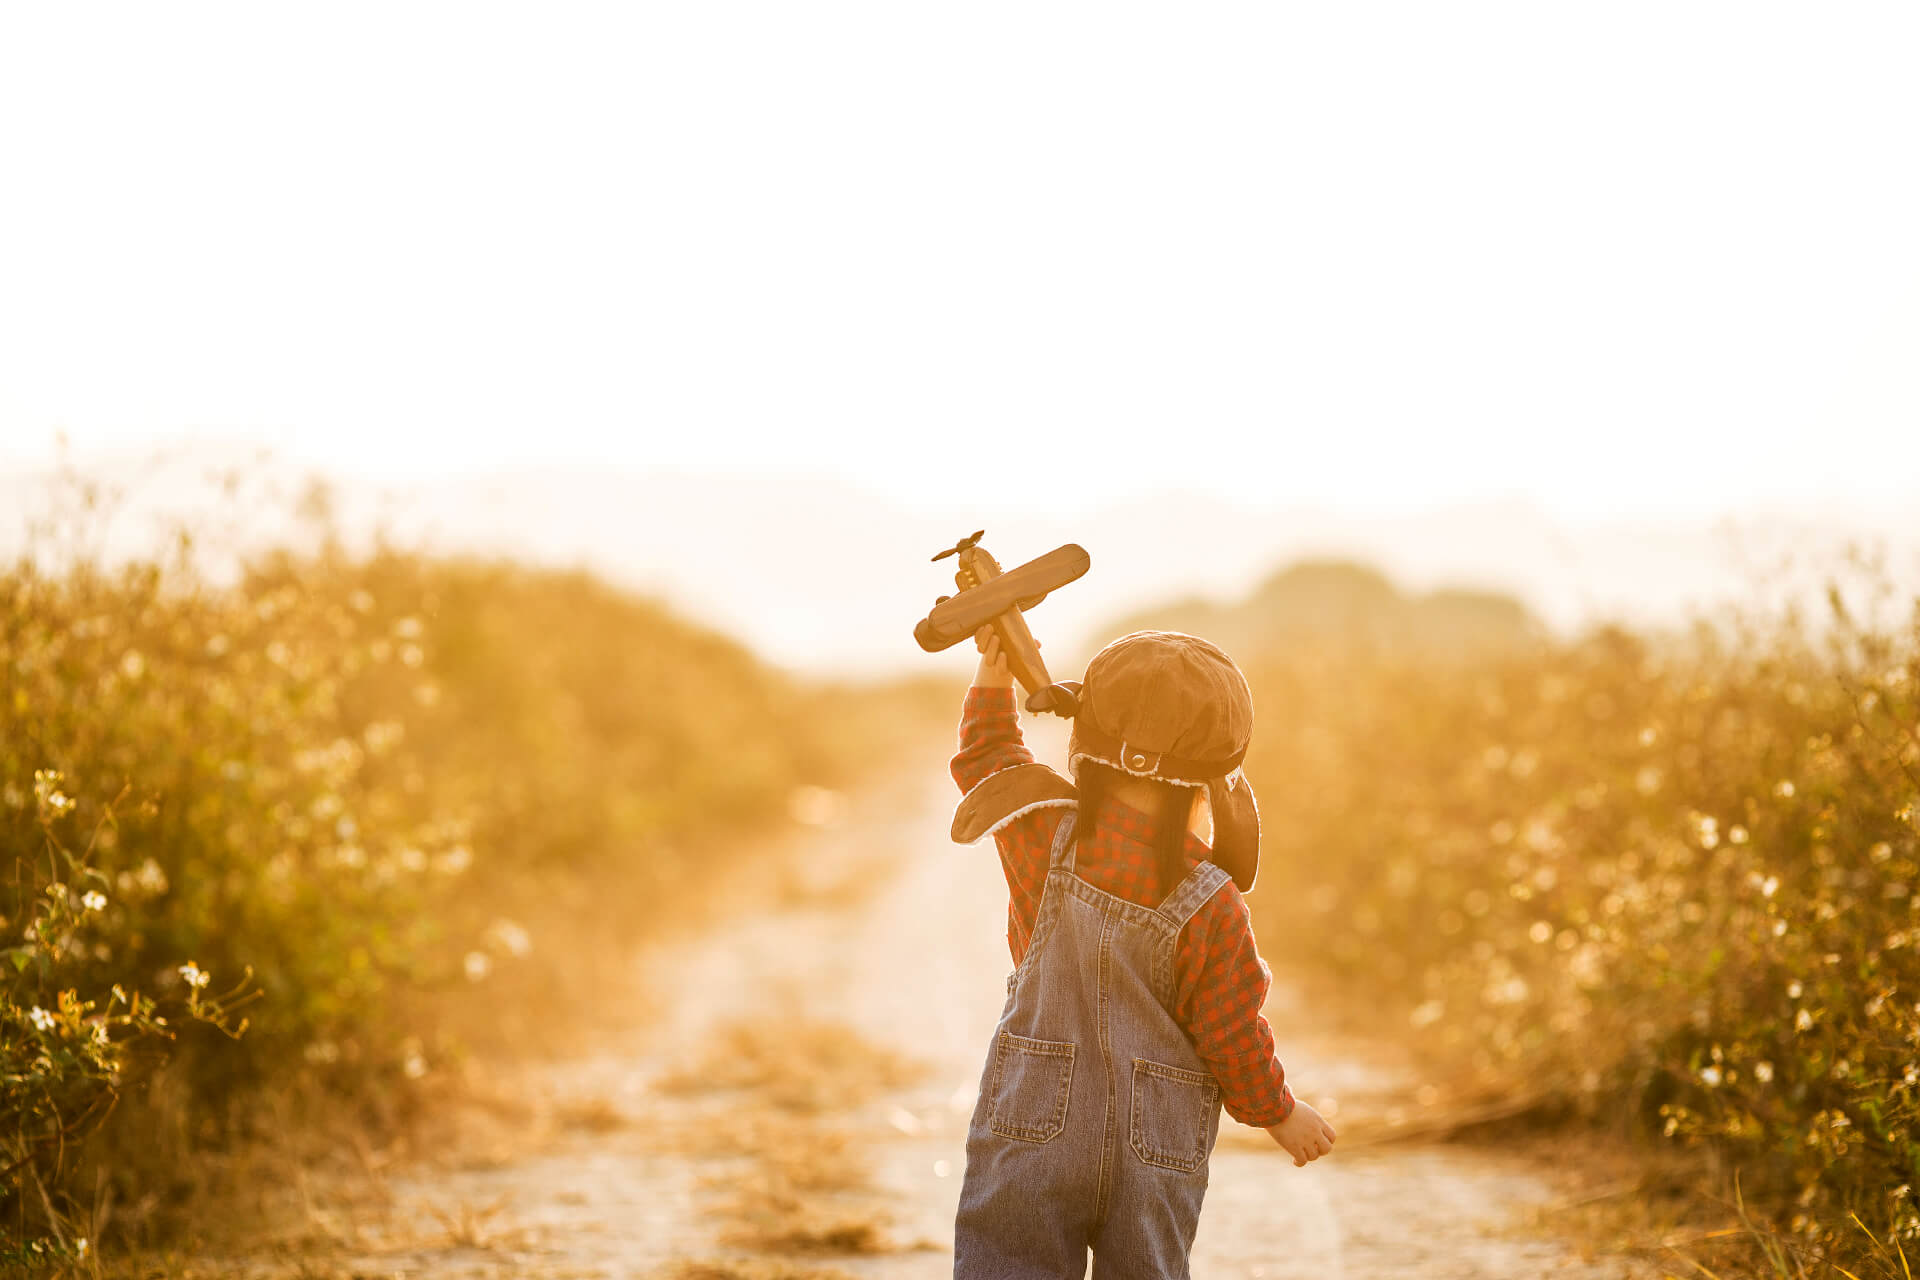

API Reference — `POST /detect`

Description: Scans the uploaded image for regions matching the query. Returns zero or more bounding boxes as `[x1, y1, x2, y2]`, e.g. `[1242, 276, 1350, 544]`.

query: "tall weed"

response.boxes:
[1239, 572, 1920, 1267]
[2, 524, 932, 1246]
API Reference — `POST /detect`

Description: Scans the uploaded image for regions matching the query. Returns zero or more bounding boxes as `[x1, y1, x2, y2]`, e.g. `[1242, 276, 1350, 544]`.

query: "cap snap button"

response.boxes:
[1129, 753, 1147, 769]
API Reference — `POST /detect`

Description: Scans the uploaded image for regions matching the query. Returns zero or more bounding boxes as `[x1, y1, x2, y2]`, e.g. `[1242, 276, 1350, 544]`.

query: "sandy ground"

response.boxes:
[309, 744, 1634, 1280]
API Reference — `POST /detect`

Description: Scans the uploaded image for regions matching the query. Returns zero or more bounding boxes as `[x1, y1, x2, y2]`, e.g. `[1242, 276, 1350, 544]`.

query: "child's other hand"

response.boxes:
[1266, 1101, 1337, 1167]
[971, 625, 1016, 689]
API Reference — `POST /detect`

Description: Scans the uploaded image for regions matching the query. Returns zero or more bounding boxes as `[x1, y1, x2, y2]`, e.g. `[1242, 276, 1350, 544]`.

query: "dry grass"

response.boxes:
[552, 1096, 628, 1134]
[656, 1016, 926, 1114]
[720, 1199, 896, 1256]
[690, 1124, 870, 1196]
[707, 1139, 895, 1256]
[658, 1260, 857, 1280]
[669, 1015, 929, 1262]
[426, 1190, 518, 1250]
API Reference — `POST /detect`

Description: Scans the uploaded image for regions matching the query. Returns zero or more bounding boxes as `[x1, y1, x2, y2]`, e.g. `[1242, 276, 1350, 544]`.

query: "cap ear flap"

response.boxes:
[952, 762, 1078, 844]
[1208, 771, 1260, 893]
[1055, 680, 1083, 713]
[1025, 679, 1082, 717]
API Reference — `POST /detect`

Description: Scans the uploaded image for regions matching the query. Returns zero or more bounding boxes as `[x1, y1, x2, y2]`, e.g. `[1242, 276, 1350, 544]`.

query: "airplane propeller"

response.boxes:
[932, 530, 986, 563]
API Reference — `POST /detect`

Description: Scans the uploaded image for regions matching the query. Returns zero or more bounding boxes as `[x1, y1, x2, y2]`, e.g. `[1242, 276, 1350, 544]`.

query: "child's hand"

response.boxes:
[1266, 1101, 1337, 1167]
[971, 625, 1017, 689]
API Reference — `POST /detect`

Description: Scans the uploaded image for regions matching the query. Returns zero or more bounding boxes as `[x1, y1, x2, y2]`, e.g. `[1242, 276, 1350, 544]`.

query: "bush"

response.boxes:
[1, 536, 926, 1246]
[1236, 574, 1920, 1269]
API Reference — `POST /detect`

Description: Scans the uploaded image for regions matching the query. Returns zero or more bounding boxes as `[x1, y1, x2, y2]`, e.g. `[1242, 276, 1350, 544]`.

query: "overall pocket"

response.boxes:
[1128, 1058, 1220, 1173]
[987, 1032, 1076, 1144]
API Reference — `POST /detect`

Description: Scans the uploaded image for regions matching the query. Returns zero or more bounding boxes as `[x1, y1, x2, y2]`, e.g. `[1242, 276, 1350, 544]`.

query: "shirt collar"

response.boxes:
[1087, 789, 1214, 862]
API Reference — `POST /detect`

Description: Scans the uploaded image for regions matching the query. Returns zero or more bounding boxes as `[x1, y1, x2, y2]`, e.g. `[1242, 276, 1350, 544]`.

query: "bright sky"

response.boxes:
[2, 3, 1916, 519]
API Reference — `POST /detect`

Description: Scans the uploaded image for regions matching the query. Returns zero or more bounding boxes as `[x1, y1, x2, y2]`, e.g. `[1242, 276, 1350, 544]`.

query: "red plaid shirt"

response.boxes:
[952, 686, 1294, 1127]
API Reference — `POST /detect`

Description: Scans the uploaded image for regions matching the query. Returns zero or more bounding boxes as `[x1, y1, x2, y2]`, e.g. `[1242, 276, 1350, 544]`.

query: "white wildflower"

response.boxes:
[789, 784, 845, 827]
[363, 720, 404, 753]
[1485, 976, 1531, 1005]
[81, 890, 106, 912]
[29, 1006, 56, 1031]
[485, 918, 532, 958]
[179, 961, 210, 989]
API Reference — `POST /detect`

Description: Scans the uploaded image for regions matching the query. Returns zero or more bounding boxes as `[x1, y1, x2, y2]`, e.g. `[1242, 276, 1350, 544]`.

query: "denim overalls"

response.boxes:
[954, 811, 1231, 1279]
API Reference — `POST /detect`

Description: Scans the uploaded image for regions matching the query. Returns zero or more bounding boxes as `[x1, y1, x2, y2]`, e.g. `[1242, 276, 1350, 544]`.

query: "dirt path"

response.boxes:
[313, 744, 1632, 1280]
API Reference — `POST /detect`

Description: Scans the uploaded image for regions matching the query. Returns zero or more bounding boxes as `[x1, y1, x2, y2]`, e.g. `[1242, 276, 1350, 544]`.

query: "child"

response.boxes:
[949, 626, 1335, 1278]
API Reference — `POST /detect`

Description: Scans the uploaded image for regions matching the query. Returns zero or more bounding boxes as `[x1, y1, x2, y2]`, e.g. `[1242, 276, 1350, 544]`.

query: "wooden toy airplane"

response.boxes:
[914, 530, 1090, 716]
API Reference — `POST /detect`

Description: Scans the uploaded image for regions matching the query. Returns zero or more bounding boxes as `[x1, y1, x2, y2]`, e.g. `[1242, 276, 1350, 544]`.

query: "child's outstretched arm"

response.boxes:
[950, 628, 1062, 948]
[949, 627, 1036, 794]
[971, 627, 1016, 690]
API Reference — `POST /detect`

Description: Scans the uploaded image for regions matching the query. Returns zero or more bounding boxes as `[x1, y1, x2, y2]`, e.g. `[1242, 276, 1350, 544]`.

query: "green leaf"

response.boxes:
[3, 947, 32, 972]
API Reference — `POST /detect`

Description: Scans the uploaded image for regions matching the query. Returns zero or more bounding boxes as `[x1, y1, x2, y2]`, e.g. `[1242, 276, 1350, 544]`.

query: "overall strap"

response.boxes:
[1157, 859, 1232, 929]
[1047, 810, 1080, 873]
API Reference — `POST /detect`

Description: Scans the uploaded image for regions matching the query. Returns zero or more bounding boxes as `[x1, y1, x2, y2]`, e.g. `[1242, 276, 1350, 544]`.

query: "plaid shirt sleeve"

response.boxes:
[1173, 885, 1296, 1127]
[950, 686, 1055, 959]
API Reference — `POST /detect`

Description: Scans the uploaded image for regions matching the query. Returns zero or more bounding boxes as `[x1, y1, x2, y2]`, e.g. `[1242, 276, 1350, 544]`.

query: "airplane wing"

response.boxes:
[914, 544, 1091, 652]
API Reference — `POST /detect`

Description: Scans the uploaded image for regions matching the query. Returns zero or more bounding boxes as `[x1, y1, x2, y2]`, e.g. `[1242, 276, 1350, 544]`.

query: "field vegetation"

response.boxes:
[14, 461, 1915, 1279]
[1125, 557, 1920, 1276]
[1, 477, 945, 1262]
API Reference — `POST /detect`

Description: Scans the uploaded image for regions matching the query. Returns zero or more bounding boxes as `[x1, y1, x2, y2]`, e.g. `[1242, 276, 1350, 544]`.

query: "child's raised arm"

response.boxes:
[971, 626, 1016, 690]
[950, 627, 1035, 795]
